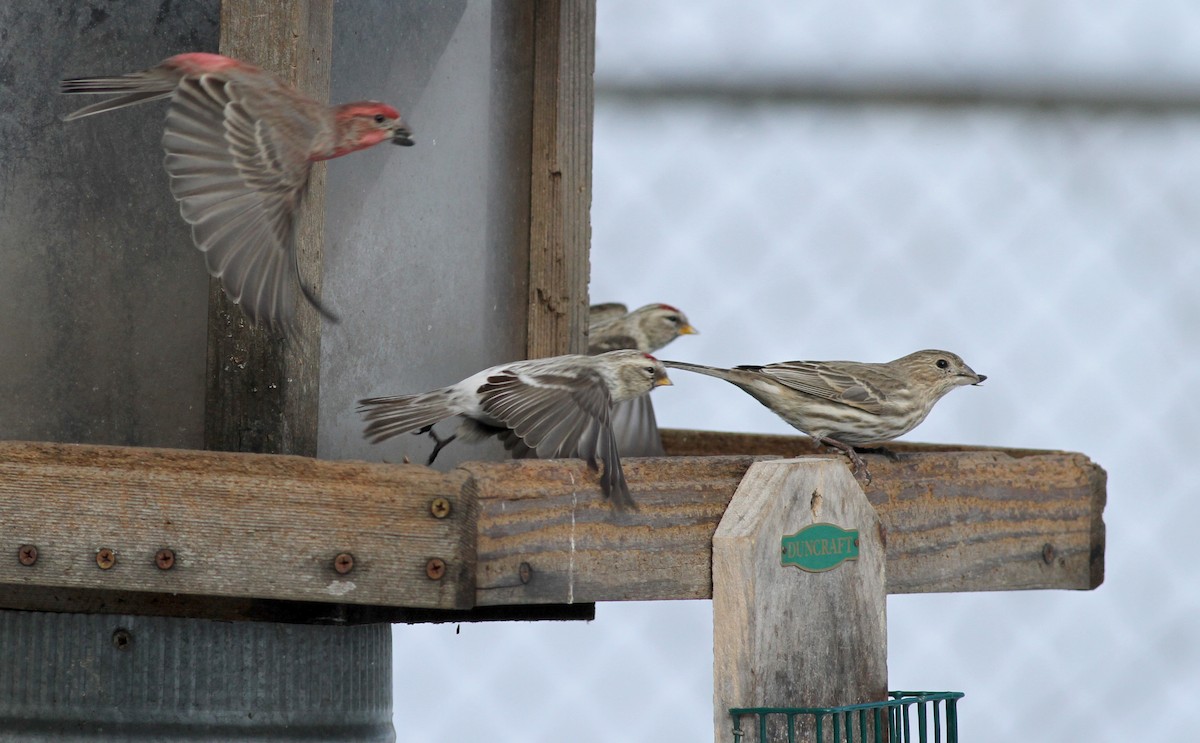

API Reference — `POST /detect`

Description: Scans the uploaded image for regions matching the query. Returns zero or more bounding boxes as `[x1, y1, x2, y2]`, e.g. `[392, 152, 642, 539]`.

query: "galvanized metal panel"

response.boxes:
[0, 611, 394, 741]
[319, 1, 534, 468]
[0, 1, 217, 448]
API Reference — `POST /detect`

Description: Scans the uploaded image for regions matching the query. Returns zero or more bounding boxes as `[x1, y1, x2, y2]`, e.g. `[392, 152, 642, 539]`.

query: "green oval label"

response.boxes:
[781, 523, 860, 572]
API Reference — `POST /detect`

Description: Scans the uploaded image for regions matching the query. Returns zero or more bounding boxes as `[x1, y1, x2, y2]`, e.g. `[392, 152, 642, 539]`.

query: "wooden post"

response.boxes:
[713, 458, 888, 742]
[206, 0, 332, 456]
[526, 0, 595, 358]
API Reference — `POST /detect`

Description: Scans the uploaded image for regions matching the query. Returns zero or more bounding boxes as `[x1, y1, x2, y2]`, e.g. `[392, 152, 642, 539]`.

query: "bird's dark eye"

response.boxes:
[666, 315, 679, 323]
[374, 114, 386, 124]
[936, 359, 949, 369]
[644, 366, 656, 375]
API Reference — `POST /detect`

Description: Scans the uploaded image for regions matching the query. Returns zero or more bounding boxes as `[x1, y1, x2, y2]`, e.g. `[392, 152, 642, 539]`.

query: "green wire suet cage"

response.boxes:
[730, 690, 962, 743]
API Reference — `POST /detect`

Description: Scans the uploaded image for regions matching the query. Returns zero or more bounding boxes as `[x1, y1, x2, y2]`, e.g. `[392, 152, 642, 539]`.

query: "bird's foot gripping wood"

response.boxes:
[415, 426, 457, 466]
[855, 445, 901, 462]
[817, 436, 873, 485]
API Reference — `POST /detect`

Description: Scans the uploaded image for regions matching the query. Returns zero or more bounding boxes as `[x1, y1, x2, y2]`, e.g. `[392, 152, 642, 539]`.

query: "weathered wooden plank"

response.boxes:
[0, 442, 475, 610]
[662, 427, 1052, 458]
[876, 446, 1106, 593]
[468, 444, 1105, 604]
[714, 459, 887, 741]
[0, 436, 1106, 617]
[526, 0, 595, 357]
[206, 0, 332, 455]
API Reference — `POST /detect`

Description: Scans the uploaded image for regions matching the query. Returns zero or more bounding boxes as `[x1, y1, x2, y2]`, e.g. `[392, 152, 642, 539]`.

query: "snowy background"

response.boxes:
[392, 3, 1200, 741]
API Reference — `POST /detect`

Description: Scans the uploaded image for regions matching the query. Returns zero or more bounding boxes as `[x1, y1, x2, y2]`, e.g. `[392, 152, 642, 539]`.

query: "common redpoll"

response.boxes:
[587, 303, 698, 355]
[663, 350, 985, 483]
[62, 52, 413, 334]
[588, 303, 698, 456]
[358, 350, 673, 509]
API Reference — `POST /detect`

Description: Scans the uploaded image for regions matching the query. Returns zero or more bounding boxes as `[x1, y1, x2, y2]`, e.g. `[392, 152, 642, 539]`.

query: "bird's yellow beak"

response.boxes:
[654, 375, 673, 387]
[679, 324, 698, 335]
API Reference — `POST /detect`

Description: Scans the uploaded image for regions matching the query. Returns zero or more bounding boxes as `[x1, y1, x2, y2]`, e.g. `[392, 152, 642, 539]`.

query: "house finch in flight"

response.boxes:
[663, 349, 985, 483]
[358, 350, 673, 510]
[61, 52, 413, 334]
[587, 302, 698, 456]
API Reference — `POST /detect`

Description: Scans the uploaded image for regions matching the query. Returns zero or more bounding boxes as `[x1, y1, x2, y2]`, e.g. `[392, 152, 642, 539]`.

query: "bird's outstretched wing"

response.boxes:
[750, 361, 891, 415]
[477, 368, 633, 508]
[162, 75, 330, 334]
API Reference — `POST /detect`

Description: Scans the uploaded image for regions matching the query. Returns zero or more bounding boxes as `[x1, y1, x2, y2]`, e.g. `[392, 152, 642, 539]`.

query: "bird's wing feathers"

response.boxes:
[587, 333, 639, 355]
[162, 75, 320, 332]
[588, 303, 629, 325]
[610, 396, 665, 457]
[477, 368, 633, 508]
[754, 362, 890, 415]
[477, 369, 612, 459]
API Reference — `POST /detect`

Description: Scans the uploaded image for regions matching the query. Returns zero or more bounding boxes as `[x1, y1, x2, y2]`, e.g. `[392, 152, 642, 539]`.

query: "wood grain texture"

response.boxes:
[526, 0, 595, 357]
[0, 441, 475, 610]
[468, 444, 1105, 604]
[0, 435, 1106, 619]
[464, 456, 767, 605]
[207, 0, 333, 456]
[714, 459, 888, 741]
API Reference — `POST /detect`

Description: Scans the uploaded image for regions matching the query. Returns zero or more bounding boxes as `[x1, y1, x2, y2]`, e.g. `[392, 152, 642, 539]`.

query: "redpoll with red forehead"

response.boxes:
[588, 303, 698, 355]
[358, 350, 673, 509]
[588, 302, 699, 456]
[663, 350, 985, 483]
[62, 52, 413, 334]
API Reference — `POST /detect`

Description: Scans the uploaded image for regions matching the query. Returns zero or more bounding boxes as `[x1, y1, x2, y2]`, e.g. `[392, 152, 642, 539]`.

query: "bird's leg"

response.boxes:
[817, 436, 873, 485]
[855, 445, 901, 462]
[414, 425, 457, 466]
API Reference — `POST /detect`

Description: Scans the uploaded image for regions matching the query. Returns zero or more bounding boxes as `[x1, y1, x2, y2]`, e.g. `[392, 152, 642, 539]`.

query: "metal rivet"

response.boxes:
[1042, 543, 1056, 565]
[334, 552, 355, 575]
[425, 558, 446, 581]
[430, 498, 451, 519]
[518, 562, 532, 584]
[17, 545, 37, 566]
[112, 628, 133, 651]
[154, 549, 175, 570]
[96, 548, 116, 570]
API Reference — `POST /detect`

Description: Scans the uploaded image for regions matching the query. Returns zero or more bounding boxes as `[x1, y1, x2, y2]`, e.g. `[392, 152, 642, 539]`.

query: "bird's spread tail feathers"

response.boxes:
[660, 359, 741, 382]
[358, 392, 453, 444]
[61, 74, 175, 121]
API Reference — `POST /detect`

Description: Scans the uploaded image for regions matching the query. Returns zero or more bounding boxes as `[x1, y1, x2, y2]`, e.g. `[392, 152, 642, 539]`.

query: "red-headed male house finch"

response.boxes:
[358, 350, 673, 509]
[61, 52, 414, 334]
[587, 303, 698, 456]
[663, 350, 985, 483]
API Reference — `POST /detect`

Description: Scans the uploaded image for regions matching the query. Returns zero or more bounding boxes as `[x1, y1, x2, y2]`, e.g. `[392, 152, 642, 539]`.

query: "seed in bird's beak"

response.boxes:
[392, 129, 415, 146]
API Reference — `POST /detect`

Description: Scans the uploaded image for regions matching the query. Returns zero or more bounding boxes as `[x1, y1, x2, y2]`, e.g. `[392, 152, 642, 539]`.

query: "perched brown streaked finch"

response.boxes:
[358, 350, 673, 510]
[61, 52, 414, 334]
[587, 302, 699, 457]
[663, 350, 985, 483]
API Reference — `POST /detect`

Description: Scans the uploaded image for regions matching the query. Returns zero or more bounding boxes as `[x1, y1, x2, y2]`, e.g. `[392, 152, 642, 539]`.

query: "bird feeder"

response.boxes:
[0, 1, 1107, 740]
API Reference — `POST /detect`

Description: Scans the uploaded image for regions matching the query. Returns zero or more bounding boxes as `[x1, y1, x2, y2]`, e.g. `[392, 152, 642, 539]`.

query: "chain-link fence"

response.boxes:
[392, 3, 1199, 740]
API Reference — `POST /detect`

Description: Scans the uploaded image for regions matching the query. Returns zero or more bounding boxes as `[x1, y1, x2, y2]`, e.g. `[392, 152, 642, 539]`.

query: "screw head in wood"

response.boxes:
[111, 628, 133, 651]
[154, 548, 175, 570]
[17, 545, 37, 566]
[425, 557, 446, 580]
[334, 552, 355, 575]
[95, 548, 116, 570]
[1042, 543, 1056, 565]
[519, 562, 532, 585]
[430, 498, 451, 519]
